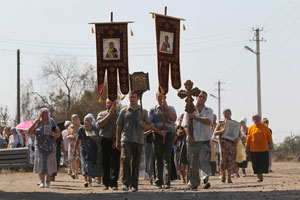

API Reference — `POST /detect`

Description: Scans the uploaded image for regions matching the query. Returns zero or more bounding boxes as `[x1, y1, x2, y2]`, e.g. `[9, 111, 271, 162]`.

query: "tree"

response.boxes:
[42, 56, 95, 112]
[20, 55, 122, 124]
[0, 105, 11, 126]
[20, 79, 41, 121]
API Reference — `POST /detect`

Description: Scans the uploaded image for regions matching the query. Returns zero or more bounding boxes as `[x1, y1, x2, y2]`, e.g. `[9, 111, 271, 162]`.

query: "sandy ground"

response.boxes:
[0, 162, 300, 200]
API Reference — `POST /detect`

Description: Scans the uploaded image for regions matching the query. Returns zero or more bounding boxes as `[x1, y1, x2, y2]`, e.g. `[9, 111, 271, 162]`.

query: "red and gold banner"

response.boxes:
[93, 22, 130, 101]
[155, 14, 182, 94]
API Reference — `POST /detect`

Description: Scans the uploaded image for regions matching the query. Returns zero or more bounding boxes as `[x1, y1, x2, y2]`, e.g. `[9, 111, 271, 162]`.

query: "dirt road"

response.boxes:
[0, 162, 300, 200]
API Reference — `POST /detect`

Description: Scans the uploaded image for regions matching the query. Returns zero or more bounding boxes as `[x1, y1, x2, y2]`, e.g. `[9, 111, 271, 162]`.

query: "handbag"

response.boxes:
[86, 140, 98, 164]
[235, 139, 247, 163]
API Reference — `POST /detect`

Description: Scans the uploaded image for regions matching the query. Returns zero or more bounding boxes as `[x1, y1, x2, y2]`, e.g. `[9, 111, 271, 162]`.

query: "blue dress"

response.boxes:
[33, 119, 58, 175]
[77, 125, 99, 177]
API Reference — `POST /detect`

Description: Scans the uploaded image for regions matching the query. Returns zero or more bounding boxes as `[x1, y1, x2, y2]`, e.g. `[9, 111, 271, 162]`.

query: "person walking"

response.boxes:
[209, 114, 218, 176]
[262, 117, 274, 173]
[149, 92, 177, 189]
[67, 114, 81, 179]
[183, 90, 213, 190]
[73, 114, 99, 187]
[144, 129, 155, 185]
[174, 114, 189, 184]
[238, 117, 248, 177]
[62, 121, 71, 174]
[96, 99, 120, 190]
[116, 92, 156, 192]
[28, 108, 61, 188]
[246, 114, 273, 182]
[50, 126, 63, 181]
[213, 109, 237, 183]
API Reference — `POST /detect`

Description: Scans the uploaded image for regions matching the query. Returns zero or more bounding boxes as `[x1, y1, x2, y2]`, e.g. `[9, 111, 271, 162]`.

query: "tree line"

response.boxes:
[0, 55, 120, 126]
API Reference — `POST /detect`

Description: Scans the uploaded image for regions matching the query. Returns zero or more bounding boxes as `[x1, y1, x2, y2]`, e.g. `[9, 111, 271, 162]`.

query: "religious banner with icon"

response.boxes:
[153, 13, 184, 95]
[130, 72, 150, 94]
[90, 21, 133, 101]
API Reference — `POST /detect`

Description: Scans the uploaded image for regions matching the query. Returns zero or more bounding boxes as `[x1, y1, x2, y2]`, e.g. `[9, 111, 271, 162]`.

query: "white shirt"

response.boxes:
[182, 106, 213, 142]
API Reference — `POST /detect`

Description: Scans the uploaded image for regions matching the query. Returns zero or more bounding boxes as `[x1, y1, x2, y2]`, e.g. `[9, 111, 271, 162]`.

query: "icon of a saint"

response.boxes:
[106, 41, 118, 58]
[160, 35, 171, 52]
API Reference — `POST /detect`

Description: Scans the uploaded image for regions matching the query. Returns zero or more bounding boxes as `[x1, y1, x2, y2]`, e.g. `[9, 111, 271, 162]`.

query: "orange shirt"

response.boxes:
[245, 123, 273, 152]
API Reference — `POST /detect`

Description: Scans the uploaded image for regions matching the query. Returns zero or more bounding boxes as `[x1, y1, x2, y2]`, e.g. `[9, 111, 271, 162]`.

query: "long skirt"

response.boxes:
[80, 150, 99, 178]
[219, 138, 236, 174]
[250, 151, 269, 174]
[33, 148, 57, 175]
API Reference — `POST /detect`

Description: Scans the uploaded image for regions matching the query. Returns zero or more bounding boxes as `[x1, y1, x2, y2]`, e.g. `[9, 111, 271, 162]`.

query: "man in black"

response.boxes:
[97, 99, 120, 190]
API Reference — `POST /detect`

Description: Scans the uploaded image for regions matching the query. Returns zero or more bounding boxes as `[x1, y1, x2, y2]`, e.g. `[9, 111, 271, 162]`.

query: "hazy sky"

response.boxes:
[0, 0, 300, 143]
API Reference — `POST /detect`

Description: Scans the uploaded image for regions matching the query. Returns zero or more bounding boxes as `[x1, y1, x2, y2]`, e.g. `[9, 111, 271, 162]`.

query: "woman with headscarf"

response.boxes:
[246, 114, 273, 182]
[62, 120, 72, 174]
[213, 109, 237, 183]
[7, 128, 24, 149]
[67, 114, 82, 179]
[73, 114, 99, 187]
[28, 108, 61, 188]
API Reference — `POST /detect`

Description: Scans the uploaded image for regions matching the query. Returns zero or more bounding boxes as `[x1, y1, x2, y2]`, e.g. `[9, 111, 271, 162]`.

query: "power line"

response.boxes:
[264, 1, 300, 31]
[261, 0, 292, 26]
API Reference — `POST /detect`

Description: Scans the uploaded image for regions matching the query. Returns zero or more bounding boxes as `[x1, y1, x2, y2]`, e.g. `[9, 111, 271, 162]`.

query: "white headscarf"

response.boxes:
[240, 117, 247, 124]
[40, 108, 51, 124]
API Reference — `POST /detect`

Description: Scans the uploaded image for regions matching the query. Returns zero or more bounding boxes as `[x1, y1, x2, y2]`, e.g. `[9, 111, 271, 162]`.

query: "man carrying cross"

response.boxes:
[182, 90, 213, 190]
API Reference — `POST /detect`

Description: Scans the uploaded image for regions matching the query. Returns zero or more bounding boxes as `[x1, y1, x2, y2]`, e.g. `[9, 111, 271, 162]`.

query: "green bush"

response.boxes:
[273, 135, 300, 161]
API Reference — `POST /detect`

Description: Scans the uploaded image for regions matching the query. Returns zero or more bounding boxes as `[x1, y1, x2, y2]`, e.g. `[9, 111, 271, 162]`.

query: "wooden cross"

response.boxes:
[178, 80, 200, 113]
[177, 80, 200, 139]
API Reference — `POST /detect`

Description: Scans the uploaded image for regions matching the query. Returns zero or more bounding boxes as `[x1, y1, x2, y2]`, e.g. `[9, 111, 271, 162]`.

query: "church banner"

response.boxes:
[91, 22, 130, 101]
[154, 14, 182, 94]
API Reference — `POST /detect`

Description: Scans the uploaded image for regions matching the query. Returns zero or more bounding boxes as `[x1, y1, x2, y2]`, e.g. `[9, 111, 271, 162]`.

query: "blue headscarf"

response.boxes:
[85, 113, 95, 126]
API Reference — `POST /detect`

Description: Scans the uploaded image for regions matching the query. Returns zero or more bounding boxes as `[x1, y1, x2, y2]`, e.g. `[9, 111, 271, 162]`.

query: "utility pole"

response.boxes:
[254, 28, 262, 117]
[217, 80, 221, 121]
[210, 80, 225, 121]
[245, 28, 264, 117]
[17, 49, 20, 124]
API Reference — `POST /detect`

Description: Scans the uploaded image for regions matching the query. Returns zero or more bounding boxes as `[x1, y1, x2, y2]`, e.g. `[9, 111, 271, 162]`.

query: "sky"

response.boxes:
[0, 0, 300, 143]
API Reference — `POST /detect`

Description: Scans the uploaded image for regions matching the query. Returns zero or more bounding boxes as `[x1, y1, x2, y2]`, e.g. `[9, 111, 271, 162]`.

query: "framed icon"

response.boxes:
[223, 120, 241, 141]
[103, 38, 121, 60]
[159, 31, 174, 54]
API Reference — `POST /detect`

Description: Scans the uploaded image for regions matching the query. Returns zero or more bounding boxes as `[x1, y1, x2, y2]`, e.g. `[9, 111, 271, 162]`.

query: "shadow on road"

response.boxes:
[0, 190, 300, 200]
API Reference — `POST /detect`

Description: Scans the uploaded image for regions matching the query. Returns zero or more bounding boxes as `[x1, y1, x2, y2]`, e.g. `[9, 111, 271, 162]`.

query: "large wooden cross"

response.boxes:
[177, 80, 200, 139]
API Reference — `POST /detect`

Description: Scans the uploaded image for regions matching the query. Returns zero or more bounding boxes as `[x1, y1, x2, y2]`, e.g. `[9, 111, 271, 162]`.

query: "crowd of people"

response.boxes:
[0, 90, 274, 192]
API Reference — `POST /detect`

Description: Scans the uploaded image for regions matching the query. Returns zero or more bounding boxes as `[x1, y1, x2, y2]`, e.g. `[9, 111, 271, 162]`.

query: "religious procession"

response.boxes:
[0, 8, 273, 192]
[1, 1, 299, 200]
